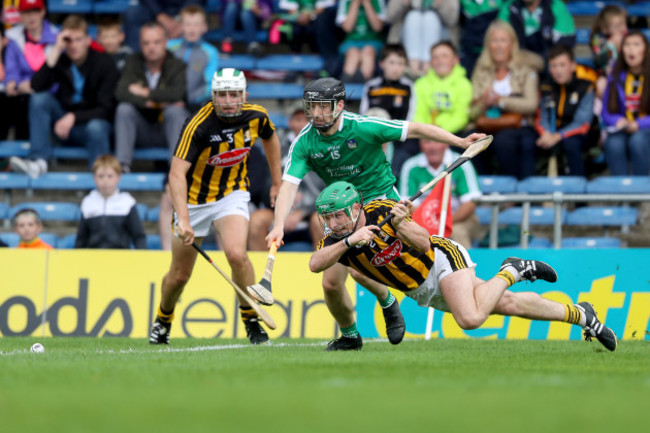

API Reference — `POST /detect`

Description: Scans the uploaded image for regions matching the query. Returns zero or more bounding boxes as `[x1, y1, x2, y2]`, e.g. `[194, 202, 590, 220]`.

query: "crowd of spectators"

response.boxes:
[1, 0, 649, 250]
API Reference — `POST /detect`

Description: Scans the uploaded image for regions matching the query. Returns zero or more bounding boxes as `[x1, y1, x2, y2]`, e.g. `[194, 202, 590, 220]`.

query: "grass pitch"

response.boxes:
[1, 337, 648, 433]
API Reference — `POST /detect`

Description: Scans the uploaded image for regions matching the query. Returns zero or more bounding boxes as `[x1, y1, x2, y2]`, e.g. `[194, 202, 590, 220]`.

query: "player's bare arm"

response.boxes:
[168, 156, 193, 245]
[261, 132, 283, 207]
[267, 181, 299, 247]
[406, 122, 486, 149]
[309, 224, 380, 273]
[390, 201, 431, 252]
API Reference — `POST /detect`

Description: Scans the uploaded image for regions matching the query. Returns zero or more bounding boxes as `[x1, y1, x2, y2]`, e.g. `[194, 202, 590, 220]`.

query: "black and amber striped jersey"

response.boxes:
[317, 199, 468, 293]
[173, 102, 275, 205]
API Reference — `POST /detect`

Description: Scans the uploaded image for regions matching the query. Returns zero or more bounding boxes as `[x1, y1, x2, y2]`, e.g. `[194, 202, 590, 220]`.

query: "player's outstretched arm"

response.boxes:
[267, 181, 299, 248]
[168, 156, 193, 245]
[406, 122, 486, 149]
[309, 225, 379, 273]
[391, 201, 431, 252]
[261, 133, 283, 207]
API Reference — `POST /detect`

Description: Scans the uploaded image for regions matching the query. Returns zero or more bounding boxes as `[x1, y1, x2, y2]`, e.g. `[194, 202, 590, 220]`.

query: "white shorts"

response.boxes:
[173, 190, 250, 238]
[404, 238, 476, 312]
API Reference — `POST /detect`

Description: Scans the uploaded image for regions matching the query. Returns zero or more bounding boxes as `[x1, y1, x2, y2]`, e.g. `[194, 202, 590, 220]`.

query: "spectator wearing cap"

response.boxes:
[2, 0, 58, 140]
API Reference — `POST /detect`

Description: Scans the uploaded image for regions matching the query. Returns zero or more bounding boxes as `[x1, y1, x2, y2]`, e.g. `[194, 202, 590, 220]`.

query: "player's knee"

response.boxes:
[454, 311, 487, 330]
[322, 278, 344, 294]
[165, 269, 192, 287]
[225, 249, 249, 270]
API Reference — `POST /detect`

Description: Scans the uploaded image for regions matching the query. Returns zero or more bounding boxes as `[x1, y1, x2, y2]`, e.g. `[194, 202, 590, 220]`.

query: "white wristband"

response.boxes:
[344, 237, 351, 248]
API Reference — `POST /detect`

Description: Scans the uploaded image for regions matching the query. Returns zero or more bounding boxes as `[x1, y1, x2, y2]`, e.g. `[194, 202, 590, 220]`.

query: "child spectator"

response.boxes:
[168, 5, 218, 112]
[413, 41, 472, 135]
[220, 0, 272, 56]
[361, 44, 416, 176]
[337, 0, 386, 83]
[13, 208, 53, 249]
[591, 5, 628, 100]
[602, 30, 650, 176]
[535, 44, 594, 176]
[97, 19, 132, 73]
[75, 155, 147, 249]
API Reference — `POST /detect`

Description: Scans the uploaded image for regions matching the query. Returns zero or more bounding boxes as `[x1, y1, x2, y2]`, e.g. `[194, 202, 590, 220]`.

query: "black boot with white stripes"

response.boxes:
[499, 257, 558, 283]
[575, 302, 617, 352]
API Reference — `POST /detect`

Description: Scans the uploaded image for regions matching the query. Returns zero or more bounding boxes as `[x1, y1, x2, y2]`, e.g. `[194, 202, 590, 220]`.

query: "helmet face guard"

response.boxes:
[315, 181, 362, 239]
[303, 99, 342, 132]
[303, 78, 346, 132]
[211, 68, 247, 119]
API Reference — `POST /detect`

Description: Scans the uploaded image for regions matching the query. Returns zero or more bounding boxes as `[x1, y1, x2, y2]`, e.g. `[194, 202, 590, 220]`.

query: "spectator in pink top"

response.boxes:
[2, 0, 58, 139]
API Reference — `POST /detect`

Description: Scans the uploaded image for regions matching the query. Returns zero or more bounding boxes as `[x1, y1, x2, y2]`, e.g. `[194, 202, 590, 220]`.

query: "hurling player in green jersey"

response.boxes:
[259, 78, 484, 349]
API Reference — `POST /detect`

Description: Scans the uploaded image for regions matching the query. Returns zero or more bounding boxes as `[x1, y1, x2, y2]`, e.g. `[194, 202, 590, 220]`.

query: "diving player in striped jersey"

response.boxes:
[309, 181, 617, 352]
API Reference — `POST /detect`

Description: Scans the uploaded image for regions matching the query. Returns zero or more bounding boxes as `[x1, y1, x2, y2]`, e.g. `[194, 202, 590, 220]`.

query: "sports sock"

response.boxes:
[495, 266, 520, 286]
[340, 323, 359, 338]
[565, 304, 587, 326]
[157, 306, 175, 323]
[239, 306, 257, 322]
[379, 292, 396, 308]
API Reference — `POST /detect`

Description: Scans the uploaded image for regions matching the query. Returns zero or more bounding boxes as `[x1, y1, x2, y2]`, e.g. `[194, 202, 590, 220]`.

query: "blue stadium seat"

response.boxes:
[94, 0, 137, 14]
[133, 148, 170, 161]
[627, 2, 650, 17]
[219, 55, 257, 71]
[562, 237, 622, 248]
[528, 237, 553, 249]
[269, 112, 289, 129]
[517, 176, 587, 194]
[0, 203, 9, 219]
[135, 204, 148, 221]
[119, 173, 165, 191]
[576, 28, 590, 45]
[57, 234, 77, 249]
[146, 234, 162, 250]
[147, 205, 161, 222]
[206, 0, 222, 12]
[475, 206, 492, 225]
[48, 0, 94, 14]
[566, 206, 638, 226]
[205, 29, 268, 44]
[30, 173, 95, 191]
[478, 175, 518, 194]
[39, 232, 59, 248]
[566, 1, 625, 16]
[52, 147, 89, 160]
[10, 202, 81, 222]
[248, 83, 304, 99]
[498, 206, 567, 225]
[0, 173, 30, 190]
[0, 140, 30, 158]
[0, 232, 19, 247]
[586, 176, 650, 194]
[345, 84, 364, 100]
[256, 55, 324, 71]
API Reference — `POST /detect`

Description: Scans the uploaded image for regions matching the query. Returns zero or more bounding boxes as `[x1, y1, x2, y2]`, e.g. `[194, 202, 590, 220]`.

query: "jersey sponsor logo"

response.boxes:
[346, 139, 357, 149]
[331, 149, 340, 159]
[370, 240, 403, 267]
[325, 164, 362, 178]
[207, 148, 250, 167]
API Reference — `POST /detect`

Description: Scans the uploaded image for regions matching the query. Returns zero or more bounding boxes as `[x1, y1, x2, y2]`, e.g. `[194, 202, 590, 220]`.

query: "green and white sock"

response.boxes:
[379, 292, 396, 308]
[340, 323, 359, 338]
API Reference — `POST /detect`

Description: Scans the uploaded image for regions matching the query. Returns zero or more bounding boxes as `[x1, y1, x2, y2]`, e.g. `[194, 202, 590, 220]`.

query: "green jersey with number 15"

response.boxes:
[283, 111, 408, 199]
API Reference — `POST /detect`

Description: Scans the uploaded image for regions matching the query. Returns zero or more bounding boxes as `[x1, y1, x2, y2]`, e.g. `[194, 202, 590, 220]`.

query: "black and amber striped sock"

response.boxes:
[563, 304, 584, 325]
[157, 306, 175, 323]
[495, 270, 516, 287]
[239, 306, 257, 322]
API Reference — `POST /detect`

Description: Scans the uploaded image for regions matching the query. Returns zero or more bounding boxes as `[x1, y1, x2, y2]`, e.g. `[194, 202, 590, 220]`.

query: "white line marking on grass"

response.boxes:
[0, 339, 392, 357]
